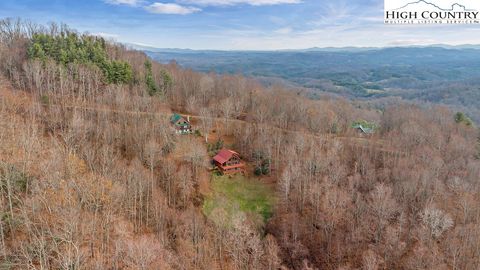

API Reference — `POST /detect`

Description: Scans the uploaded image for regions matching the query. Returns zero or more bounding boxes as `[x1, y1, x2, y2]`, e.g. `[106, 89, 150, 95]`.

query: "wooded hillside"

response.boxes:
[0, 18, 479, 269]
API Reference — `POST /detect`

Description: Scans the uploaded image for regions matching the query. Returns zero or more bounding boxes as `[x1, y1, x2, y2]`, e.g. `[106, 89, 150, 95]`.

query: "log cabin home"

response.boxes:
[213, 149, 246, 175]
[170, 113, 192, 134]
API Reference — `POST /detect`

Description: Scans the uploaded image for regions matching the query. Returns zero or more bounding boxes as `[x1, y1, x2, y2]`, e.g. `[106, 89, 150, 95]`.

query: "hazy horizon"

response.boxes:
[2, 0, 480, 50]
[131, 43, 480, 51]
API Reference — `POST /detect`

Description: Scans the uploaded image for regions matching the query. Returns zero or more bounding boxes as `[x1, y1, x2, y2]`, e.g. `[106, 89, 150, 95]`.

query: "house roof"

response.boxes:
[170, 113, 182, 124]
[213, 149, 239, 164]
[353, 124, 374, 134]
[171, 113, 190, 126]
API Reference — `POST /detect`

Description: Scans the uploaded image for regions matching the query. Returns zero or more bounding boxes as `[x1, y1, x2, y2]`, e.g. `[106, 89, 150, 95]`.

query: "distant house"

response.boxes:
[352, 124, 374, 135]
[213, 149, 246, 175]
[170, 113, 192, 134]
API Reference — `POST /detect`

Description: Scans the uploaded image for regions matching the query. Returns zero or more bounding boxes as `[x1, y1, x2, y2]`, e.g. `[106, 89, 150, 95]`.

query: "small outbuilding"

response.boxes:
[352, 124, 374, 135]
[170, 113, 192, 134]
[213, 149, 246, 175]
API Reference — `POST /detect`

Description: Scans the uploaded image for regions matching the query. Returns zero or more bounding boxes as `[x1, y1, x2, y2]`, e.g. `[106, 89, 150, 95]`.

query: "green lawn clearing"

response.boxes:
[203, 174, 275, 226]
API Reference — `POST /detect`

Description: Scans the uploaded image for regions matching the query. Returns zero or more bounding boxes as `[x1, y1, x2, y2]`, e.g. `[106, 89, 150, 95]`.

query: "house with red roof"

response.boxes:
[213, 149, 246, 175]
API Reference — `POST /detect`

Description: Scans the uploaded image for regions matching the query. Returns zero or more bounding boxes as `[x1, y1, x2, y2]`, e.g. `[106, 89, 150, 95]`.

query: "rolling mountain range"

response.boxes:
[146, 46, 480, 122]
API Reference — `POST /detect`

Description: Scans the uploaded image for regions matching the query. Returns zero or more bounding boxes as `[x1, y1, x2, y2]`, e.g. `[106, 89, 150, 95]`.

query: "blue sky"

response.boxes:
[1, 0, 479, 50]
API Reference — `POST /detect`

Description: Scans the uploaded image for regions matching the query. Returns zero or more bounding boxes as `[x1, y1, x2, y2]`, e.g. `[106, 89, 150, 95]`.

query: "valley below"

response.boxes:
[147, 46, 480, 123]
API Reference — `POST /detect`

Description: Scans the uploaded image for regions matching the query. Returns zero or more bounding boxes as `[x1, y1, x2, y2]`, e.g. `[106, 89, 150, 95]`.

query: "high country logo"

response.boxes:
[384, 0, 480, 24]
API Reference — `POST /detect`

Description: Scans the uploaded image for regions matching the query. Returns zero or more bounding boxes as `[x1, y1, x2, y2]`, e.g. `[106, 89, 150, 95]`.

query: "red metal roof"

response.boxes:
[213, 149, 238, 164]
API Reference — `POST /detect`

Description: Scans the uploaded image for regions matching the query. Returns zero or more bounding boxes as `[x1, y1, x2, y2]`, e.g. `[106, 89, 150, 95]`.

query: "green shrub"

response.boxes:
[261, 163, 270, 175]
[254, 167, 262, 176]
[145, 60, 159, 96]
[252, 151, 271, 176]
[0, 163, 29, 193]
[40, 94, 49, 105]
[207, 139, 224, 153]
[476, 136, 480, 160]
[215, 139, 224, 151]
[352, 119, 377, 130]
[160, 69, 173, 92]
[455, 112, 473, 127]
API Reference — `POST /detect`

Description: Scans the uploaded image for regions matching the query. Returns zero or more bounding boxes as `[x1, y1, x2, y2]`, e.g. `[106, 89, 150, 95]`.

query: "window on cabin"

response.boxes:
[227, 157, 240, 166]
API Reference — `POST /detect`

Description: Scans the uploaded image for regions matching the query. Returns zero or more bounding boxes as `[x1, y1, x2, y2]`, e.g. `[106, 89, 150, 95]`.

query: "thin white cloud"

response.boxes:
[129, 41, 157, 47]
[179, 0, 302, 6]
[274, 27, 292, 34]
[388, 39, 437, 46]
[146, 3, 201, 14]
[105, 0, 142, 6]
[105, 0, 301, 16]
[93, 32, 120, 39]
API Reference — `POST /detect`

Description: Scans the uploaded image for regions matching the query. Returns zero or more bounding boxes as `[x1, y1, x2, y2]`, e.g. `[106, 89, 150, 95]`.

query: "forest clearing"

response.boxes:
[202, 175, 276, 227]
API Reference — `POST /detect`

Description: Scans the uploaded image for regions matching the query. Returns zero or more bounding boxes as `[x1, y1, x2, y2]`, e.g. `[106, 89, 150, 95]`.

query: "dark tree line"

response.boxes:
[28, 32, 132, 84]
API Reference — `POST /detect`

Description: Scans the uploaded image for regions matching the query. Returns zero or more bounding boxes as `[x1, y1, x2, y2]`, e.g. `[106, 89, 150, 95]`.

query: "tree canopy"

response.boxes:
[27, 32, 132, 84]
[454, 112, 474, 127]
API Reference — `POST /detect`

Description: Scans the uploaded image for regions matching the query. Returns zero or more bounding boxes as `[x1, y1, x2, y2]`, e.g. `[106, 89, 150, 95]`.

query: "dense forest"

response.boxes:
[28, 32, 133, 84]
[0, 18, 480, 269]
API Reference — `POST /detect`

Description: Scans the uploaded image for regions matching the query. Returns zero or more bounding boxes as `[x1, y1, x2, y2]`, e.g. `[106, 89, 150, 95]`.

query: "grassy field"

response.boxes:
[203, 174, 275, 226]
